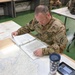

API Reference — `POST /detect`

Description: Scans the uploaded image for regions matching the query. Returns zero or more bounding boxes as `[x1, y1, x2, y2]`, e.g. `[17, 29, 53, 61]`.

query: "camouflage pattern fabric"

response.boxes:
[50, 0, 62, 9]
[67, 0, 75, 14]
[17, 17, 68, 56]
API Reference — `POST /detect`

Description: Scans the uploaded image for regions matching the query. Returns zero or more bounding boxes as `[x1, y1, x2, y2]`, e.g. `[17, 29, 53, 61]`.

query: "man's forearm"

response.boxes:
[42, 44, 61, 55]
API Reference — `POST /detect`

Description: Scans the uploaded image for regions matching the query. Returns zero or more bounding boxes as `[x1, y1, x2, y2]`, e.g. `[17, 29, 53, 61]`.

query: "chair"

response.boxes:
[66, 33, 75, 52]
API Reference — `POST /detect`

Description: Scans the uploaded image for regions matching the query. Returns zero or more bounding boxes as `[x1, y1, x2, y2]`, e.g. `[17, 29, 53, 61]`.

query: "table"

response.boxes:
[51, 7, 75, 26]
[0, 21, 75, 75]
[0, 39, 75, 75]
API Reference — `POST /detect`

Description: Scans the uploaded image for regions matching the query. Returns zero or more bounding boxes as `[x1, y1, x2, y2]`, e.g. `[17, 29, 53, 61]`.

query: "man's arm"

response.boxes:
[33, 23, 68, 56]
[33, 31, 68, 56]
[12, 18, 37, 36]
[17, 18, 36, 35]
[42, 32, 68, 55]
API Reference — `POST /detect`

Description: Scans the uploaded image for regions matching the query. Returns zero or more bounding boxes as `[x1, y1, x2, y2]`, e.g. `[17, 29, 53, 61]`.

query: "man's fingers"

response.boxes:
[34, 51, 38, 56]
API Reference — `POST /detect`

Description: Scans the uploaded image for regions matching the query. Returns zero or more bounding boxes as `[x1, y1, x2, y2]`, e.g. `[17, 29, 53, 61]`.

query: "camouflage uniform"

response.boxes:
[17, 17, 68, 56]
[50, 0, 62, 9]
[67, 0, 75, 15]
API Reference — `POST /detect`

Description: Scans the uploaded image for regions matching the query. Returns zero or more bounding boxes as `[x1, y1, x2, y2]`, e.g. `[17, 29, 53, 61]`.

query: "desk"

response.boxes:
[51, 7, 75, 26]
[0, 38, 75, 75]
[0, 21, 75, 75]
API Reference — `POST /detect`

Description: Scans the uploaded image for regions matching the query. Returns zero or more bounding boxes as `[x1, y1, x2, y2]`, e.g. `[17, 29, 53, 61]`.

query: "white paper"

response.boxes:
[12, 33, 48, 59]
[13, 33, 36, 46]
[0, 49, 38, 75]
[0, 20, 20, 40]
[21, 39, 48, 59]
[34, 57, 50, 75]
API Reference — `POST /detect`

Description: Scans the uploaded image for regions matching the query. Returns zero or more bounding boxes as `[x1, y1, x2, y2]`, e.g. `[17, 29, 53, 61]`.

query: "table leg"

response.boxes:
[64, 17, 69, 31]
[64, 17, 67, 25]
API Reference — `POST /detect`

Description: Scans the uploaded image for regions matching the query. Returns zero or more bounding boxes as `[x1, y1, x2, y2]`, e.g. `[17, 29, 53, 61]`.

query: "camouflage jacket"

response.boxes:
[67, 0, 75, 14]
[17, 17, 68, 56]
[49, 0, 62, 9]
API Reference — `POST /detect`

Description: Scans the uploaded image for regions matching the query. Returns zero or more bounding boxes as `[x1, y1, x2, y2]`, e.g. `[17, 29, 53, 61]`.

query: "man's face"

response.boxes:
[35, 12, 51, 26]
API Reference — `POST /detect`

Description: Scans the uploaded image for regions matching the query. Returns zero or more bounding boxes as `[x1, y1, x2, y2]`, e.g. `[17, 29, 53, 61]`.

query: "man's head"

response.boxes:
[35, 5, 52, 26]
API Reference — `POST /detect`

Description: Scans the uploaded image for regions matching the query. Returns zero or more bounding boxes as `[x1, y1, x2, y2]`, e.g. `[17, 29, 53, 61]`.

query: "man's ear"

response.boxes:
[46, 12, 52, 20]
[46, 12, 50, 16]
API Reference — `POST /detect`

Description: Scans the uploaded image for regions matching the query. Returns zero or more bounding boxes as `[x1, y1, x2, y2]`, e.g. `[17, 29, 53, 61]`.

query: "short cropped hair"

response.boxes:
[35, 5, 50, 15]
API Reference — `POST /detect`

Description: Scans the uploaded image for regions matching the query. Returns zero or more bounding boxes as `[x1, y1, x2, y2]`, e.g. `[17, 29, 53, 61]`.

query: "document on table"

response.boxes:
[12, 33, 48, 59]
[13, 33, 36, 46]
[21, 39, 48, 59]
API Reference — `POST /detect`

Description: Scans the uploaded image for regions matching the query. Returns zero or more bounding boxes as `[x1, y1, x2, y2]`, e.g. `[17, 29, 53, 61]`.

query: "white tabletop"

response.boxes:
[0, 21, 21, 40]
[51, 7, 75, 20]
[0, 43, 75, 75]
[0, 21, 75, 75]
[0, 38, 38, 75]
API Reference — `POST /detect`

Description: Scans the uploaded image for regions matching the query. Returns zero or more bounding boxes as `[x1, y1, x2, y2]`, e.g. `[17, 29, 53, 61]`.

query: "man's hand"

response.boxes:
[11, 31, 18, 37]
[33, 48, 43, 57]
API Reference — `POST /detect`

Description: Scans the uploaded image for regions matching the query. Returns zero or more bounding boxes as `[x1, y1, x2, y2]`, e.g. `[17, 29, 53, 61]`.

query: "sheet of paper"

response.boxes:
[21, 39, 48, 59]
[0, 39, 38, 75]
[0, 21, 20, 40]
[0, 50, 38, 75]
[13, 33, 36, 46]
[34, 57, 50, 75]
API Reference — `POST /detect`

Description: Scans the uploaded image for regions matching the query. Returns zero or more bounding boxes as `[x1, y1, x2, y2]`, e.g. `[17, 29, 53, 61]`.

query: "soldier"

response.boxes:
[50, 0, 62, 9]
[67, 0, 75, 14]
[12, 5, 68, 57]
